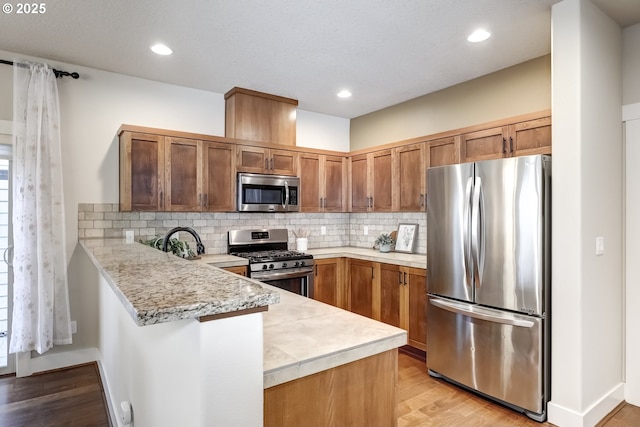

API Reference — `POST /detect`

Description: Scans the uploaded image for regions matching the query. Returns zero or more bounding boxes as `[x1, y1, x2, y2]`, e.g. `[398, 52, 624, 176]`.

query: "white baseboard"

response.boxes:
[96, 358, 122, 427]
[548, 382, 625, 427]
[29, 347, 99, 374]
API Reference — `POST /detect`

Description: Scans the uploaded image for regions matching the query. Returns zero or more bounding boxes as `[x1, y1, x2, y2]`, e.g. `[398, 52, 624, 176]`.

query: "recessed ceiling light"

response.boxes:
[467, 29, 491, 43]
[151, 44, 173, 55]
[337, 90, 352, 98]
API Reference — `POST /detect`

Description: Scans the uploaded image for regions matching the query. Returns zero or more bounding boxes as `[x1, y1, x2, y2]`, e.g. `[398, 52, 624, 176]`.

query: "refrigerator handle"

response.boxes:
[471, 177, 482, 288]
[463, 177, 474, 289]
[430, 298, 535, 328]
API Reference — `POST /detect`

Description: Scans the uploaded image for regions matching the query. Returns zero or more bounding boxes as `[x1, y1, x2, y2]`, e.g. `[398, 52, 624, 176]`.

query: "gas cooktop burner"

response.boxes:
[231, 250, 312, 263]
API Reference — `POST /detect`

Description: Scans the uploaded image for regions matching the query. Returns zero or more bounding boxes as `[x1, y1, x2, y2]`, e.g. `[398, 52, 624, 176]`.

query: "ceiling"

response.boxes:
[1, 0, 639, 119]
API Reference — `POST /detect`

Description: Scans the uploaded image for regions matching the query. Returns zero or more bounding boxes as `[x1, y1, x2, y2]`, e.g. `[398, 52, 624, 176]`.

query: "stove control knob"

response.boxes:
[294, 261, 300, 267]
[262, 264, 268, 270]
[299, 260, 305, 267]
[282, 262, 287, 268]
[269, 264, 274, 269]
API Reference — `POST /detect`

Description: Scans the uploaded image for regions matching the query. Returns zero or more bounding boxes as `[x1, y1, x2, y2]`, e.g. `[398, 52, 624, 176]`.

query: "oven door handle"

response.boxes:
[252, 267, 313, 281]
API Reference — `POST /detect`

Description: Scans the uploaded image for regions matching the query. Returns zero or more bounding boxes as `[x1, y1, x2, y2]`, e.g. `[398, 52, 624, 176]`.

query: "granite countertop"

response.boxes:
[192, 253, 248, 268]
[80, 239, 279, 326]
[196, 246, 426, 269]
[306, 246, 427, 269]
[261, 284, 407, 388]
[80, 239, 407, 388]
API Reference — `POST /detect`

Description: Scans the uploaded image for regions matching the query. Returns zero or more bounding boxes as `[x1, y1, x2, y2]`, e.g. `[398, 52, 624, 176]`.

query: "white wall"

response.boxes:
[623, 22, 640, 410]
[296, 109, 350, 152]
[549, 1, 624, 426]
[624, 112, 640, 406]
[623, 24, 640, 105]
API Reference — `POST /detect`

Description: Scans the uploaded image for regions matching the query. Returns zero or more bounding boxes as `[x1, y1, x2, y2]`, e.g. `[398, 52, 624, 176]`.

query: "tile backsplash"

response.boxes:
[78, 204, 426, 255]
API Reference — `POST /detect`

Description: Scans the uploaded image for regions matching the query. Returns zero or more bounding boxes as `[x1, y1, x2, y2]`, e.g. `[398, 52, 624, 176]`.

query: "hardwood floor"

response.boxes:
[0, 363, 111, 427]
[0, 355, 637, 427]
[398, 352, 640, 427]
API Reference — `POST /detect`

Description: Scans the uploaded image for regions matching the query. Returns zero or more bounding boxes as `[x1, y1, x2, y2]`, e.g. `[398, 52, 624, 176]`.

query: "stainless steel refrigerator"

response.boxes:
[426, 154, 551, 422]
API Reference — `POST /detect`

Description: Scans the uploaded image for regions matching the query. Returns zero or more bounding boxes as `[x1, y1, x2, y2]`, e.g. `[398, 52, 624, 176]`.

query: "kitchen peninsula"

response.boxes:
[80, 238, 407, 427]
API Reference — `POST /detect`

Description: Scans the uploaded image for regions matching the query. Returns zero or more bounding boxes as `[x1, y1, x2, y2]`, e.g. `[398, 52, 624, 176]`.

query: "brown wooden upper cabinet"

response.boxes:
[426, 136, 461, 168]
[120, 132, 165, 211]
[165, 137, 202, 211]
[508, 116, 552, 157]
[461, 117, 551, 162]
[236, 144, 298, 175]
[299, 153, 347, 212]
[120, 132, 235, 212]
[225, 87, 298, 146]
[395, 143, 426, 212]
[350, 150, 393, 212]
[202, 141, 235, 212]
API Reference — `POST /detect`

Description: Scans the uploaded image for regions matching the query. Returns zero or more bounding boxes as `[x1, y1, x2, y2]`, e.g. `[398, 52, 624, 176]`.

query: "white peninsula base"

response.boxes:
[98, 273, 265, 427]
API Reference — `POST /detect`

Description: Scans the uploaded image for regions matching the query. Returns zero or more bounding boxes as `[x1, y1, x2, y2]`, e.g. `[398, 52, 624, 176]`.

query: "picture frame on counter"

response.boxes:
[395, 223, 418, 253]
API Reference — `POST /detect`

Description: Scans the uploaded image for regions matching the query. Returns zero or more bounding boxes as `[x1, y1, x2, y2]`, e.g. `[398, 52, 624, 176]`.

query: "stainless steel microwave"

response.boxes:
[237, 173, 300, 212]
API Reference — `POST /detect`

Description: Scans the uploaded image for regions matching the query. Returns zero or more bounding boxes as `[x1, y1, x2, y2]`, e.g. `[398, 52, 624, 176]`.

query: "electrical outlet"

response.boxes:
[321, 226, 327, 235]
[125, 230, 134, 243]
[364, 226, 369, 235]
[71, 320, 77, 334]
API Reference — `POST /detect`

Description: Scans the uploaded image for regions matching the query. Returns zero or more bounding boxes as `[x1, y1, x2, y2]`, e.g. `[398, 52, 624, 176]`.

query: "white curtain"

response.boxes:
[9, 61, 72, 354]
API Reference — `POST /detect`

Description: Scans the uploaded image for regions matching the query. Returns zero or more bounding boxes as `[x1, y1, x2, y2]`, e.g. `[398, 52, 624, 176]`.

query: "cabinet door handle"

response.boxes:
[371, 266, 374, 279]
[160, 191, 164, 210]
[199, 193, 202, 207]
[502, 138, 507, 154]
[398, 272, 402, 285]
[370, 197, 373, 209]
[509, 136, 513, 153]
[270, 158, 274, 170]
[404, 272, 407, 285]
[204, 194, 209, 209]
[420, 193, 424, 207]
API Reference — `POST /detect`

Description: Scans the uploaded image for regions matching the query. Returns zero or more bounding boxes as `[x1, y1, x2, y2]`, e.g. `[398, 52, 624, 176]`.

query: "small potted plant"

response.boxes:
[373, 233, 395, 253]
[140, 236, 197, 259]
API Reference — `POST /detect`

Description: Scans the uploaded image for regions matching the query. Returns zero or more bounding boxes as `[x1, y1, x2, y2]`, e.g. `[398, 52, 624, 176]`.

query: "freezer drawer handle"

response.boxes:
[430, 298, 535, 328]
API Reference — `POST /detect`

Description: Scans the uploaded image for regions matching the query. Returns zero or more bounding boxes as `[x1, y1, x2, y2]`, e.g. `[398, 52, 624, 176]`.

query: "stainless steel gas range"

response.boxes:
[228, 229, 314, 298]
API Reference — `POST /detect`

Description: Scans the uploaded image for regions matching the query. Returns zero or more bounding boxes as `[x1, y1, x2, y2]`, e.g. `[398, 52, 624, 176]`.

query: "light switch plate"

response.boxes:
[596, 236, 605, 256]
[364, 226, 369, 235]
[125, 230, 134, 243]
[320, 226, 326, 235]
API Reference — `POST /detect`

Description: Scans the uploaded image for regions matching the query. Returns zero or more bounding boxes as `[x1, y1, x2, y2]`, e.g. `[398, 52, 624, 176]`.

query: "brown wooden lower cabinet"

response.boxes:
[315, 257, 427, 351]
[378, 264, 427, 351]
[222, 265, 247, 276]
[404, 267, 427, 351]
[379, 263, 402, 328]
[313, 258, 347, 308]
[348, 259, 375, 318]
[264, 349, 398, 427]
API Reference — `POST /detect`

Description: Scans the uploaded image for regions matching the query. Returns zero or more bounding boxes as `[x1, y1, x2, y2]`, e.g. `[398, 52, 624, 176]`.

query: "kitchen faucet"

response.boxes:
[162, 227, 205, 256]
